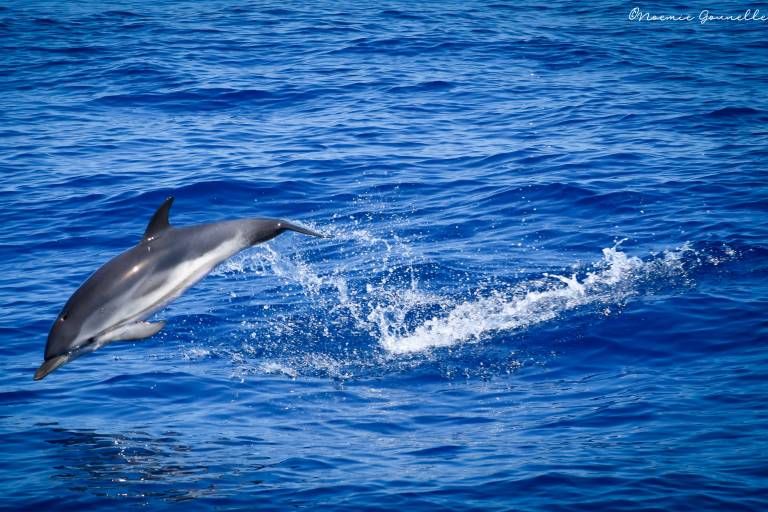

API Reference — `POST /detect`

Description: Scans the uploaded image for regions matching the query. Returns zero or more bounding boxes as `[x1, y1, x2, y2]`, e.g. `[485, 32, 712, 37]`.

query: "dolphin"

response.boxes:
[34, 196, 325, 381]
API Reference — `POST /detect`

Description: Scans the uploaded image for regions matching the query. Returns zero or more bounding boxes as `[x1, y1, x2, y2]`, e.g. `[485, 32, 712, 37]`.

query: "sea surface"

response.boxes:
[1, 1, 767, 510]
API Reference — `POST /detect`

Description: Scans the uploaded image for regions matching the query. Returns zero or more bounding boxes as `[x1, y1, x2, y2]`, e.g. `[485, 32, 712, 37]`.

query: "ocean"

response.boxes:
[1, 1, 767, 510]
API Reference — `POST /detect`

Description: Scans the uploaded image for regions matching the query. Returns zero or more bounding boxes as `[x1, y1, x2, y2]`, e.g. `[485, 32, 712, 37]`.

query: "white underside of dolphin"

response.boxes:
[35, 197, 324, 380]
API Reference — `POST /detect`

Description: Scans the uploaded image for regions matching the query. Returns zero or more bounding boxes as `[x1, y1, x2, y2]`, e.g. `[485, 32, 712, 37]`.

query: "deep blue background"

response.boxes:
[1, 1, 767, 510]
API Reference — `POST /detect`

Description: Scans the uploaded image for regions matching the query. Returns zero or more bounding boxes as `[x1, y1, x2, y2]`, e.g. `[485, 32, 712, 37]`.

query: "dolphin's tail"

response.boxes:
[279, 221, 329, 238]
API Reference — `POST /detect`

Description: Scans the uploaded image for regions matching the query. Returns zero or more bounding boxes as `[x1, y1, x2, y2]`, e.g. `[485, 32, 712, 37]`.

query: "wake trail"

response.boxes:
[214, 226, 734, 362]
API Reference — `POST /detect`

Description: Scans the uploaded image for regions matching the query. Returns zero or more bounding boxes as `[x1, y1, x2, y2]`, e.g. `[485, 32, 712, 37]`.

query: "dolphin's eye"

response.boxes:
[61, 313, 68, 321]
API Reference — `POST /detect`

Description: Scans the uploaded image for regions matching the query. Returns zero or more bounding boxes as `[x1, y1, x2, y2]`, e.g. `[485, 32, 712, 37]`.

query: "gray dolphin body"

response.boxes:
[35, 196, 324, 380]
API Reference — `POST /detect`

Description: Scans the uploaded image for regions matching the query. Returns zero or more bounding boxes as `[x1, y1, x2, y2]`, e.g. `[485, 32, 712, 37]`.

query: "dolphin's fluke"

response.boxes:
[34, 354, 70, 381]
[279, 221, 328, 238]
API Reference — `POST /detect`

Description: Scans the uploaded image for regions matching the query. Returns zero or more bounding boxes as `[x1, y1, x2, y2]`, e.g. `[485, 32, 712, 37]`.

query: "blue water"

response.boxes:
[2, 1, 767, 510]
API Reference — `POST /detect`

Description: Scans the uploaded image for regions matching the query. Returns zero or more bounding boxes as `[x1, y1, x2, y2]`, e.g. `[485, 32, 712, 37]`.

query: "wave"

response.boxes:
[701, 107, 765, 118]
[662, 106, 768, 132]
[91, 87, 342, 112]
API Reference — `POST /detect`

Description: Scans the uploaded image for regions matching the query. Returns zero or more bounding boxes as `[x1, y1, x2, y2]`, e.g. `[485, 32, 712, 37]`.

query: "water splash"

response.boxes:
[381, 243, 646, 354]
[208, 226, 728, 374]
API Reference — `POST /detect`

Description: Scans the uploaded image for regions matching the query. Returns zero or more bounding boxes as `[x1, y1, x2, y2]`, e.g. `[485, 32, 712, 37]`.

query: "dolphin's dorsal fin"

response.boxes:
[142, 196, 174, 243]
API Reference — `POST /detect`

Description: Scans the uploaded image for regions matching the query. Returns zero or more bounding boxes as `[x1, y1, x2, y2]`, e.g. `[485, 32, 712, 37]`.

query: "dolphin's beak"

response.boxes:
[34, 354, 70, 381]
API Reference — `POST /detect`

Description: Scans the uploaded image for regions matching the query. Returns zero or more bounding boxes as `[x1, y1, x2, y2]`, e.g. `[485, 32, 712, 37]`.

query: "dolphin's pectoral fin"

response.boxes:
[114, 321, 166, 342]
[100, 321, 166, 344]
[34, 321, 166, 380]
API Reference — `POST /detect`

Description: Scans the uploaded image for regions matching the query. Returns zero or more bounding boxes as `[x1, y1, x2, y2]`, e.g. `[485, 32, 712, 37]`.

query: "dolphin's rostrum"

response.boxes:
[35, 196, 325, 381]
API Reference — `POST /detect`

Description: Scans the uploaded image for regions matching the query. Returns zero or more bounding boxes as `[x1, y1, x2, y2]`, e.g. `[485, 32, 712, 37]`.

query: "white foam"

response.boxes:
[203, 220, 713, 366]
[182, 347, 212, 360]
[258, 361, 298, 379]
[376, 243, 701, 354]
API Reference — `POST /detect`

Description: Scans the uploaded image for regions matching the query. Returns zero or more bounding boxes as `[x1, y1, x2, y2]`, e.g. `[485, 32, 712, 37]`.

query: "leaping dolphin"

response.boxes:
[34, 196, 325, 381]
